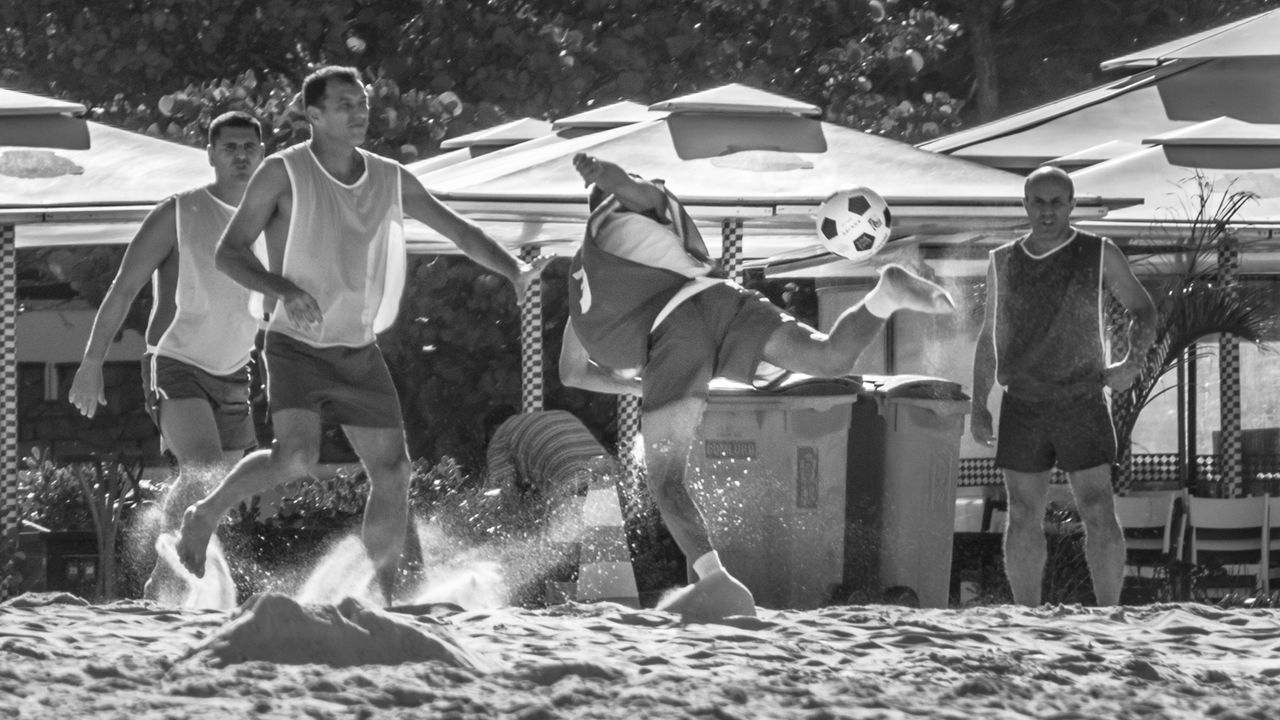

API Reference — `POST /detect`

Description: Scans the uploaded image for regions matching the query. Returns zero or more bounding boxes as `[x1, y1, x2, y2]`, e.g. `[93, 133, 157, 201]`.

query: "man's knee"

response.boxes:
[363, 447, 412, 489]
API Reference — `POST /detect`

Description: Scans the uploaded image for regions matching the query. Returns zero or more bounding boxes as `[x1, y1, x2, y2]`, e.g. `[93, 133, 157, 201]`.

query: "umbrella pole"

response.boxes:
[519, 246, 544, 413]
[0, 224, 18, 600]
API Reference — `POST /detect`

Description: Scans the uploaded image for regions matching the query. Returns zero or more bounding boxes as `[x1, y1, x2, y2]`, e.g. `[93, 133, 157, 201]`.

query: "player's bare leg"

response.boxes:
[762, 265, 953, 377]
[176, 409, 321, 577]
[644, 396, 757, 620]
[344, 424, 414, 606]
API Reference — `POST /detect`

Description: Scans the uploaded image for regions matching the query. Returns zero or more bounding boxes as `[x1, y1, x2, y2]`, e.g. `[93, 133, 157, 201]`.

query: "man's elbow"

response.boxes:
[560, 363, 586, 389]
[560, 357, 601, 390]
[214, 246, 236, 275]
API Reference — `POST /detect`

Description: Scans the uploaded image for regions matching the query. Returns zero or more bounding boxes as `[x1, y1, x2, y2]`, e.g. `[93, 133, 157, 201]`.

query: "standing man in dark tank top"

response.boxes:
[971, 165, 1157, 607]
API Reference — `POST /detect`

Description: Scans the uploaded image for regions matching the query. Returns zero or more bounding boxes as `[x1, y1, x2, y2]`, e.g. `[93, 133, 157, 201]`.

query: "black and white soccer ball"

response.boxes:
[815, 186, 892, 262]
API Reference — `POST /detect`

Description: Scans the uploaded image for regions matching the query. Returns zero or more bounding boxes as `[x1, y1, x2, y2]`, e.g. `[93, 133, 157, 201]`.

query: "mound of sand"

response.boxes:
[183, 593, 493, 669]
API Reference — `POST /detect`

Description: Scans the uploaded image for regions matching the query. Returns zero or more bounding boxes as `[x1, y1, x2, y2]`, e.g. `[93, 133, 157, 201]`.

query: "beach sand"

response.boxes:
[3, 591, 1278, 719]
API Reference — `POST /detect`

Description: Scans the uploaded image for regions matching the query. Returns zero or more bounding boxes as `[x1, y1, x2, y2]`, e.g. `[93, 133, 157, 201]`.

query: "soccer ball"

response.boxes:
[815, 186, 892, 262]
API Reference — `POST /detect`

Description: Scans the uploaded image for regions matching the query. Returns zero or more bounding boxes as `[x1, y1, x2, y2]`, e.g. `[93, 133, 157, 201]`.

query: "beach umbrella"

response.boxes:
[407, 117, 555, 175]
[1073, 117, 1280, 249]
[407, 83, 1065, 259]
[0, 88, 88, 151]
[920, 57, 1280, 173]
[1101, 8, 1280, 71]
[407, 102, 666, 177]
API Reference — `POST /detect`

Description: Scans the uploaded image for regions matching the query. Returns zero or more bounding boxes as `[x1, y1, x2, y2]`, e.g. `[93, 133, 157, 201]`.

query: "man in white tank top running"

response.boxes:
[69, 112, 266, 603]
[174, 66, 545, 603]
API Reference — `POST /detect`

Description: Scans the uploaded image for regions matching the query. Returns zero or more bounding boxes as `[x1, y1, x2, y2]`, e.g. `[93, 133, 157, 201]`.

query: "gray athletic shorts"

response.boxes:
[995, 389, 1117, 473]
[643, 283, 792, 411]
[142, 354, 256, 452]
[263, 332, 403, 429]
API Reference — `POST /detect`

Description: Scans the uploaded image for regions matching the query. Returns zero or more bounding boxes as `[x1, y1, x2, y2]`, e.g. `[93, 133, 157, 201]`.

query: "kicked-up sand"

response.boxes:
[2, 590, 1278, 719]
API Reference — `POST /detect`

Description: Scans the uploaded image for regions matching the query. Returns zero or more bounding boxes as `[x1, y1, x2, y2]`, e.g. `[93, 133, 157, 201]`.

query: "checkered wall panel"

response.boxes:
[0, 225, 18, 600]
[519, 246, 543, 414]
[958, 454, 1187, 489]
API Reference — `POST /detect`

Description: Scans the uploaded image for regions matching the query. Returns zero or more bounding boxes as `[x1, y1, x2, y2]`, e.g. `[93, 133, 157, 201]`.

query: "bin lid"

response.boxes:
[861, 374, 970, 401]
[707, 374, 862, 397]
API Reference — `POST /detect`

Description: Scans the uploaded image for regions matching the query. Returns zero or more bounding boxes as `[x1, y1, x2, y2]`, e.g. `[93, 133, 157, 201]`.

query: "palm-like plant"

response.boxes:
[1110, 177, 1274, 489]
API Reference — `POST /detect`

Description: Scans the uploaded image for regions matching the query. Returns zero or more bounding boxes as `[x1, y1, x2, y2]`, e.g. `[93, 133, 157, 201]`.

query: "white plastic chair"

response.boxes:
[1115, 491, 1184, 580]
[1187, 495, 1269, 599]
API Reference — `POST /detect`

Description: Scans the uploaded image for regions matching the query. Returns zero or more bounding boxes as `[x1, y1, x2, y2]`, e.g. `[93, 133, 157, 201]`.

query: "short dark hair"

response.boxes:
[208, 111, 262, 145]
[302, 66, 362, 108]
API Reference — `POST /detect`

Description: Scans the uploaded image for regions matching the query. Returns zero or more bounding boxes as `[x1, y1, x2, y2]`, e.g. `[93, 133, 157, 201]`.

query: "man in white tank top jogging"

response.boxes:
[174, 66, 544, 603]
[69, 112, 266, 603]
[971, 166, 1157, 606]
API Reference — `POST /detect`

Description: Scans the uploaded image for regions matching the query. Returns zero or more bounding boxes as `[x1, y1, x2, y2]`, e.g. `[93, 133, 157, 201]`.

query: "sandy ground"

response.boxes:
[3, 590, 1279, 720]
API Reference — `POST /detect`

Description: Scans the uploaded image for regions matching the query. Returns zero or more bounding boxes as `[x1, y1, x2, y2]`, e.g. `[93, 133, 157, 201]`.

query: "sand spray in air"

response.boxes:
[152, 531, 237, 609]
[130, 464, 603, 610]
[293, 501, 590, 609]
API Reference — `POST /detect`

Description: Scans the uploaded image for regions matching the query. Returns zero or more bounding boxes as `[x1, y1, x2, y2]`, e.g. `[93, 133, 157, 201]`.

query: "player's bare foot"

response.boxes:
[175, 504, 215, 578]
[874, 264, 955, 314]
[143, 537, 185, 604]
[656, 568, 757, 622]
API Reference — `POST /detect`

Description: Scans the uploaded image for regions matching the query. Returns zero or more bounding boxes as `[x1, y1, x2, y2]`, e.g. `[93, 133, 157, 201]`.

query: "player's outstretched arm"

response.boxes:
[400, 167, 545, 297]
[1101, 240, 1158, 391]
[572, 154, 667, 216]
[69, 198, 178, 418]
[559, 320, 642, 397]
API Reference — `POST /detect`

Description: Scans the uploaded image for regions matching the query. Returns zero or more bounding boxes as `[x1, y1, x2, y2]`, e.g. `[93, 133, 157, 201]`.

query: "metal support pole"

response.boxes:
[518, 245, 544, 414]
[0, 224, 19, 600]
[1218, 236, 1243, 497]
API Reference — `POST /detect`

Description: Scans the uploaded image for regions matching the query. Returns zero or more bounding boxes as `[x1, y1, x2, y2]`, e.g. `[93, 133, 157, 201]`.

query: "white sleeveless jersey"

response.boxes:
[267, 143, 406, 347]
[150, 187, 263, 375]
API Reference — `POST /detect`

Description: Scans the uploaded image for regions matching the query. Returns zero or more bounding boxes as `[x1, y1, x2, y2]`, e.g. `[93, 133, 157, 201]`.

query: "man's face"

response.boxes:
[207, 126, 264, 184]
[310, 80, 370, 145]
[1022, 177, 1075, 239]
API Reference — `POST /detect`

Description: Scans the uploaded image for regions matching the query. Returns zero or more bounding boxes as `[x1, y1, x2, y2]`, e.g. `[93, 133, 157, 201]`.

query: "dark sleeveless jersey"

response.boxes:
[568, 184, 710, 371]
[992, 230, 1110, 401]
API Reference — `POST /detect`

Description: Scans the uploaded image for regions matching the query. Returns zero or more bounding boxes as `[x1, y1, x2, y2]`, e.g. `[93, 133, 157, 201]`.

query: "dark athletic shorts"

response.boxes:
[643, 283, 791, 411]
[263, 331, 403, 429]
[995, 389, 1117, 473]
[142, 354, 256, 452]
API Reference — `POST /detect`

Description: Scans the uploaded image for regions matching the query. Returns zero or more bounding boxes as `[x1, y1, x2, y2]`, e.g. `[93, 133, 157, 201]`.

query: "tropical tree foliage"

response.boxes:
[0, 0, 966, 159]
[1110, 178, 1276, 485]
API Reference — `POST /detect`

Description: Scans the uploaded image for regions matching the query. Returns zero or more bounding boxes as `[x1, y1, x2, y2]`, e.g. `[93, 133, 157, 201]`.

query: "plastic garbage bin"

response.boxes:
[845, 375, 969, 608]
[687, 377, 863, 609]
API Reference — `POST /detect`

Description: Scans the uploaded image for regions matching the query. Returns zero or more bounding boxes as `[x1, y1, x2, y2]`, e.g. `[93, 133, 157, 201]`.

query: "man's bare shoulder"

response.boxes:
[256, 155, 291, 183]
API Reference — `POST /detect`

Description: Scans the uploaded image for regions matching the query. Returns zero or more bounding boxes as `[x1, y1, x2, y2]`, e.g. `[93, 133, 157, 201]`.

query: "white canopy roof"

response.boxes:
[0, 87, 89, 151]
[1101, 9, 1280, 71]
[1, 117, 212, 247]
[404, 84, 1096, 259]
